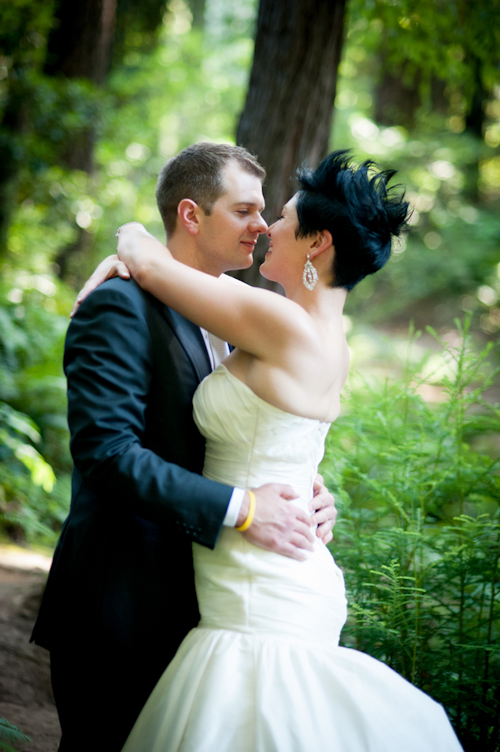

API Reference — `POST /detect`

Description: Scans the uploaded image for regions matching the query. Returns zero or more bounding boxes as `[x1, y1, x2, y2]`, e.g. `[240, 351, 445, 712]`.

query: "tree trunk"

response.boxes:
[235, 0, 346, 288]
[45, 0, 116, 84]
[0, 2, 54, 258]
[43, 0, 117, 280]
[374, 64, 448, 129]
[44, 0, 117, 172]
[186, 0, 206, 29]
[0, 82, 30, 257]
[464, 54, 488, 203]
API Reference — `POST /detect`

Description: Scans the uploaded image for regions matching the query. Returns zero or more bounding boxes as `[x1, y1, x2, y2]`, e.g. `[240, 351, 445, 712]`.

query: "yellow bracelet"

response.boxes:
[236, 491, 256, 532]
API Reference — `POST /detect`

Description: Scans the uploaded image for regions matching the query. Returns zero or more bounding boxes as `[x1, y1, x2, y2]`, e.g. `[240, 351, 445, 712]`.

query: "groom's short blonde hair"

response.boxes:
[156, 143, 266, 237]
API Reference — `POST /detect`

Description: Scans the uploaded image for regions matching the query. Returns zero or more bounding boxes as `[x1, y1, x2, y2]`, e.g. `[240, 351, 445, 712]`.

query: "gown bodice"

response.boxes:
[193, 364, 330, 506]
[192, 364, 348, 647]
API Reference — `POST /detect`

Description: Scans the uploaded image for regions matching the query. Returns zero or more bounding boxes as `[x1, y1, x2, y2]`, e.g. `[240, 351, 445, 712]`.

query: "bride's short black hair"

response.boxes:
[295, 150, 410, 290]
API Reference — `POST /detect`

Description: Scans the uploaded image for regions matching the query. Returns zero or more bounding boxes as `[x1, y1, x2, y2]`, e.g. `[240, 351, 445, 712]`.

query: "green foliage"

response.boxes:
[0, 265, 72, 545]
[348, 0, 500, 97]
[322, 321, 500, 748]
[332, 11, 500, 330]
[0, 718, 32, 752]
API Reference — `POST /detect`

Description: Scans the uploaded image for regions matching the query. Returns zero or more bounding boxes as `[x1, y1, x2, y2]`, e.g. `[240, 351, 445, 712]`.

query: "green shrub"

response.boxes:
[0, 272, 72, 545]
[323, 320, 499, 750]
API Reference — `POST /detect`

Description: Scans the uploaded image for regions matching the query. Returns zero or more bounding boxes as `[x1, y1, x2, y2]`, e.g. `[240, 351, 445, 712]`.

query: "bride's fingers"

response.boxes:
[70, 257, 130, 317]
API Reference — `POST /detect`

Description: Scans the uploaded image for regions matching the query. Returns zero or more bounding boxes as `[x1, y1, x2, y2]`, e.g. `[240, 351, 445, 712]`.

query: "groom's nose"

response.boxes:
[251, 213, 268, 234]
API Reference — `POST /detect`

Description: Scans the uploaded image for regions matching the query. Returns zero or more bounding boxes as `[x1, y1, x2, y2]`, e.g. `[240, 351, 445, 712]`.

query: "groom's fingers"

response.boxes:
[274, 483, 300, 501]
[316, 523, 334, 545]
[310, 505, 335, 545]
[242, 484, 315, 561]
[309, 480, 337, 543]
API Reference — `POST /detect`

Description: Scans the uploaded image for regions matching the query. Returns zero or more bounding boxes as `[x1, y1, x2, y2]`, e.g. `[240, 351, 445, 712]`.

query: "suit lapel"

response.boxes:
[161, 307, 211, 382]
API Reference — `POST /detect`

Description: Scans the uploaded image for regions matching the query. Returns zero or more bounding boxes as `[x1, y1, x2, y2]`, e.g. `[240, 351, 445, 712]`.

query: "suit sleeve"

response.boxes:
[64, 280, 232, 549]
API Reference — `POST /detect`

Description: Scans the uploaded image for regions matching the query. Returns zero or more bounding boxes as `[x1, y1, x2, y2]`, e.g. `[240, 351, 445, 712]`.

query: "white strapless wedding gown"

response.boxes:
[122, 364, 462, 752]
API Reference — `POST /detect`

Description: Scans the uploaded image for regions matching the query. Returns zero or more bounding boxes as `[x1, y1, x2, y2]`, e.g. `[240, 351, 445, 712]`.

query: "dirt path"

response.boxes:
[0, 546, 60, 752]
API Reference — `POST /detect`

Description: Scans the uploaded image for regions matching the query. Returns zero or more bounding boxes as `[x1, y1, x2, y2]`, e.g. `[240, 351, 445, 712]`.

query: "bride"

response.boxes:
[88, 151, 462, 751]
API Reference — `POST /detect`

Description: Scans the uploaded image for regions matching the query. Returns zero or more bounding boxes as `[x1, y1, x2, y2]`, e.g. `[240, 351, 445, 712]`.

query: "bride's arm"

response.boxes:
[117, 224, 316, 363]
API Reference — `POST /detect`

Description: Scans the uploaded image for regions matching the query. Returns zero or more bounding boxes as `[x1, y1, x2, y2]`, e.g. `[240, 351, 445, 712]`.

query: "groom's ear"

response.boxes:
[177, 199, 201, 235]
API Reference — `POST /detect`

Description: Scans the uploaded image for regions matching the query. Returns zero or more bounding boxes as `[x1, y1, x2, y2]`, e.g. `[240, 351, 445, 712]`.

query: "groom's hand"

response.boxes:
[238, 484, 314, 561]
[309, 473, 336, 545]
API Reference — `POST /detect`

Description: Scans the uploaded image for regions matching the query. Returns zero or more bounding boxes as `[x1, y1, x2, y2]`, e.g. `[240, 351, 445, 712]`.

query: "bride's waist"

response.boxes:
[202, 459, 315, 513]
[192, 532, 347, 644]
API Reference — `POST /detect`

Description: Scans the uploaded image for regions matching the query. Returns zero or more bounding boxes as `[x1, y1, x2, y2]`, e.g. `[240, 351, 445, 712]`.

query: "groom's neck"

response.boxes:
[166, 232, 223, 278]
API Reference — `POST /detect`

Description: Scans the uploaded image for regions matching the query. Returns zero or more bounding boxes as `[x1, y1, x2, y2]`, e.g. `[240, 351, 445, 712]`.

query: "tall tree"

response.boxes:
[0, 0, 55, 257]
[113, 0, 168, 66]
[43, 0, 117, 279]
[236, 0, 347, 288]
[44, 0, 117, 173]
[186, 0, 205, 29]
[374, 60, 448, 129]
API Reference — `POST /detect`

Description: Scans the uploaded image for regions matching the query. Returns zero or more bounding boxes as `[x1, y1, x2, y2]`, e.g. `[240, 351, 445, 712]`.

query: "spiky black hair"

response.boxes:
[295, 150, 410, 290]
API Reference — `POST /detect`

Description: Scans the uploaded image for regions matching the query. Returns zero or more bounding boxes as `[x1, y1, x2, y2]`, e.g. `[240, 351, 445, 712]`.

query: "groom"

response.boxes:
[32, 143, 336, 752]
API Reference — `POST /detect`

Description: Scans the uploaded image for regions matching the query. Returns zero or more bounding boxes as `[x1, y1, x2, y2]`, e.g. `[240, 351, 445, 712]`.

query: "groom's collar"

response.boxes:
[161, 307, 212, 382]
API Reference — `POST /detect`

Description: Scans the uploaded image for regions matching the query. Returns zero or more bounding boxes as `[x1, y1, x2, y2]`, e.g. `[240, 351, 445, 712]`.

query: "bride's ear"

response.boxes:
[309, 230, 333, 261]
[177, 199, 201, 235]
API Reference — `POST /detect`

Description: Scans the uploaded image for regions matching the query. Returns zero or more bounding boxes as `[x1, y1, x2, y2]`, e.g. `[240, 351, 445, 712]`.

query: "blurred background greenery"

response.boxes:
[0, 1, 499, 747]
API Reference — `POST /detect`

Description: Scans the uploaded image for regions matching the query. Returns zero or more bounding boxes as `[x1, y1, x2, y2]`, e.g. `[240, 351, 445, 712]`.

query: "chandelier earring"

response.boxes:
[302, 254, 318, 290]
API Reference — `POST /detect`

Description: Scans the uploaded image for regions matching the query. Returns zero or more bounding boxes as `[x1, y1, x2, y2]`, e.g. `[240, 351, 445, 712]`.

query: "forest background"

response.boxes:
[0, 0, 499, 750]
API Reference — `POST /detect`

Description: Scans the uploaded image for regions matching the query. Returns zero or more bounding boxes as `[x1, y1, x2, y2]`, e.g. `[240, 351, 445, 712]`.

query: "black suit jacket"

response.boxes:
[31, 277, 232, 663]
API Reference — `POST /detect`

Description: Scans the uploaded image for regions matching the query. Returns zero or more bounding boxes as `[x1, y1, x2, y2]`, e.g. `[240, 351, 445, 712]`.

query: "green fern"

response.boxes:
[0, 719, 32, 752]
[323, 320, 500, 750]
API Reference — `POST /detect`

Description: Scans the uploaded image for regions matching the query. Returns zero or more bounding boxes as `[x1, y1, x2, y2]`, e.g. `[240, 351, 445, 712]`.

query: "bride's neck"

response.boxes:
[287, 283, 347, 321]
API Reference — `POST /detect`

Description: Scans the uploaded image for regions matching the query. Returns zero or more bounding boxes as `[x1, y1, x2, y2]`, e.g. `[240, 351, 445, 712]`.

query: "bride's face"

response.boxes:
[260, 195, 310, 287]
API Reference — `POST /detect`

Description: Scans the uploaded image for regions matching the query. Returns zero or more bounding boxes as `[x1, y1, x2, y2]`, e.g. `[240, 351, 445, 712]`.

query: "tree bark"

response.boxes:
[0, 1, 54, 258]
[374, 64, 448, 129]
[236, 0, 346, 288]
[45, 0, 116, 85]
[44, 0, 117, 173]
[0, 82, 30, 257]
[186, 0, 206, 29]
[43, 0, 117, 280]
[463, 54, 488, 203]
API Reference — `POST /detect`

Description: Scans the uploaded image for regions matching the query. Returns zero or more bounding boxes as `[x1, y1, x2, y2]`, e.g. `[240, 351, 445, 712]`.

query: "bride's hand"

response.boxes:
[70, 254, 130, 317]
[116, 222, 171, 278]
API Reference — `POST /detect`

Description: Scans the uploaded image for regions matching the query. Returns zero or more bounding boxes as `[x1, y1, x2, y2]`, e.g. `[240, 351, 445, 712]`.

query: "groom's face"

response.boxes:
[196, 161, 267, 274]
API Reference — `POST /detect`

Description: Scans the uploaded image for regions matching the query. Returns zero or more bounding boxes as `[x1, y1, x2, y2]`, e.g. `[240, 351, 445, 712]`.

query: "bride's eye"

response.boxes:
[276, 215, 284, 221]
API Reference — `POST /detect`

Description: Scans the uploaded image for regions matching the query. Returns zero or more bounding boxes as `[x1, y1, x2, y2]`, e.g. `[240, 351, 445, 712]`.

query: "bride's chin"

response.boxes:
[259, 262, 270, 280]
